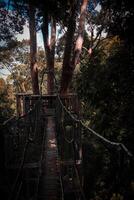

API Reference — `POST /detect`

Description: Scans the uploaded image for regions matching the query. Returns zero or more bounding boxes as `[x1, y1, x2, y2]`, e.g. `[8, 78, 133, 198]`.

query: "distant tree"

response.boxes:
[100, 0, 134, 47]
[0, 6, 25, 45]
[6, 0, 99, 95]
[0, 39, 47, 94]
[77, 37, 134, 151]
[0, 40, 31, 93]
[0, 78, 14, 122]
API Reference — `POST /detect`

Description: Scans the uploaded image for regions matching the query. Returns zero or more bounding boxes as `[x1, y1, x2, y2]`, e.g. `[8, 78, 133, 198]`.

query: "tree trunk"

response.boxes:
[42, 14, 56, 94]
[60, 0, 88, 95]
[29, 4, 39, 94]
[60, 4, 77, 95]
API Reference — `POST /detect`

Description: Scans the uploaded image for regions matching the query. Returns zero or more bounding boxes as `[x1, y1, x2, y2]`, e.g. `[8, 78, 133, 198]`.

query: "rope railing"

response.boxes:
[8, 140, 29, 200]
[51, 70, 133, 159]
[55, 94, 134, 199]
[2, 67, 54, 200]
[1, 72, 45, 200]
[52, 70, 134, 199]
[3, 96, 44, 200]
[55, 95, 87, 200]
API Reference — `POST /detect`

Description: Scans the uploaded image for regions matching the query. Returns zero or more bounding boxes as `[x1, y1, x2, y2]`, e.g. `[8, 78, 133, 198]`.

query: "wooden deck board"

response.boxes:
[37, 116, 61, 200]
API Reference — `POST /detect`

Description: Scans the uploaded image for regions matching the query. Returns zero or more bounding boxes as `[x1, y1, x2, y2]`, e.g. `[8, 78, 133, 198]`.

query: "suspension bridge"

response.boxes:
[0, 92, 134, 200]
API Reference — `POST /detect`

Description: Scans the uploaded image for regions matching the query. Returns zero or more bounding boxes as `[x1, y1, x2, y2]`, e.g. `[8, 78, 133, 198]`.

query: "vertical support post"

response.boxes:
[16, 94, 22, 117]
[23, 96, 31, 115]
[22, 95, 25, 115]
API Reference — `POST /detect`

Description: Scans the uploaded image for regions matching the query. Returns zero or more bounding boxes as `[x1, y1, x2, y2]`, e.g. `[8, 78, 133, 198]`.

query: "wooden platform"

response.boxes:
[4, 93, 82, 200]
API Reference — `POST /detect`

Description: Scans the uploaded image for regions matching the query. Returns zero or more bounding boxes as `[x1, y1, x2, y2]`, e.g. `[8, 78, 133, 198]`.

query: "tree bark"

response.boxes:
[42, 14, 56, 94]
[60, 0, 88, 95]
[29, 4, 39, 94]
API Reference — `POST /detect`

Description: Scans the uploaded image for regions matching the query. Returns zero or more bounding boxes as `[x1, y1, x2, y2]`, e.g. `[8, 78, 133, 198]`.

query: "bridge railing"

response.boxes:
[2, 91, 134, 200]
[55, 94, 85, 199]
[2, 95, 46, 200]
[55, 93, 134, 200]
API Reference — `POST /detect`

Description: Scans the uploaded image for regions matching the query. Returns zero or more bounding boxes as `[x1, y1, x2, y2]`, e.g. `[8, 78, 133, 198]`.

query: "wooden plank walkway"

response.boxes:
[37, 116, 61, 200]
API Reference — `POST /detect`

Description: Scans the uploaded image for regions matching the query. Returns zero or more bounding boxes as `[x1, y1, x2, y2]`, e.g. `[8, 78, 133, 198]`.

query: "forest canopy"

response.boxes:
[0, 1, 134, 200]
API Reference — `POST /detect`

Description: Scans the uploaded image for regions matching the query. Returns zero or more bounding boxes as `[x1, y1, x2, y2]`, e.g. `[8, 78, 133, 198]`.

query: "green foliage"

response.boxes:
[100, 0, 134, 46]
[0, 8, 25, 45]
[0, 78, 14, 122]
[76, 40, 134, 199]
[77, 41, 134, 151]
[0, 40, 33, 93]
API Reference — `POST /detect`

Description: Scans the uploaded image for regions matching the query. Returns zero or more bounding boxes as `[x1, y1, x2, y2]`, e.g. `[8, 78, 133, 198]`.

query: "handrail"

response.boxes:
[53, 70, 132, 158]
[56, 93, 133, 159]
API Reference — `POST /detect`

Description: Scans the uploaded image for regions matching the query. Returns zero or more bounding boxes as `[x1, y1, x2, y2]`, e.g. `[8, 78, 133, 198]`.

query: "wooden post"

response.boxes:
[16, 94, 22, 117]
[23, 95, 31, 114]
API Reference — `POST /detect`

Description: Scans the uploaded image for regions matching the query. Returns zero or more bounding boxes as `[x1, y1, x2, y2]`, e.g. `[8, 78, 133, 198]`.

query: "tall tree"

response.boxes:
[3, 0, 98, 95]
[1, 0, 40, 94]
[29, 4, 39, 94]
[60, 0, 89, 94]
[42, 14, 56, 94]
